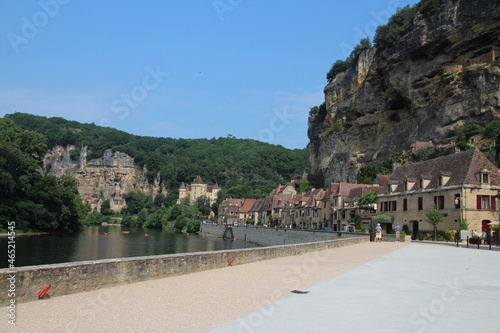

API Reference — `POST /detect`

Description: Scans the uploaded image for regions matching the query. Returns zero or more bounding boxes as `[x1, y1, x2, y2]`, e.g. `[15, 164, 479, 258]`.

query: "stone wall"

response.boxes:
[0, 236, 368, 305]
[200, 224, 364, 246]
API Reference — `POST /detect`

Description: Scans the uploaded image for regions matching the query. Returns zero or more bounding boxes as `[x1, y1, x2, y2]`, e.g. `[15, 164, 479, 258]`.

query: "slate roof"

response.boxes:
[388, 149, 500, 192]
[249, 200, 265, 213]
[192, 176, 205, 184]
[349, 185, 386, 199]
[220, 198, 242, 208]
[239, 199, 257, 213]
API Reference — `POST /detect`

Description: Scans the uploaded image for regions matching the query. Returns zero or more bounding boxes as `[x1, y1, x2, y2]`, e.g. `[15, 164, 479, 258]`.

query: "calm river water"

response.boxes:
[0, 225, 255, 268]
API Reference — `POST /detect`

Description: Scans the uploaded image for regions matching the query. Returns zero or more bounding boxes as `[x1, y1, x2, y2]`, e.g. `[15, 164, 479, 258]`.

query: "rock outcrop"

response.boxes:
[308, 0, 500, 184]
[44, 146, 164, 212]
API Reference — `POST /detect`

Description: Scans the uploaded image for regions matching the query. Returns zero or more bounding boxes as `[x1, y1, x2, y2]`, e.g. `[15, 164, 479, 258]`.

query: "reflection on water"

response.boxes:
[0, 225, 255, 268]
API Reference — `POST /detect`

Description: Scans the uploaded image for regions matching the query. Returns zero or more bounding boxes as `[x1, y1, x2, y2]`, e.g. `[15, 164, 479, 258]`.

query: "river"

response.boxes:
[0, 225, 255, 268]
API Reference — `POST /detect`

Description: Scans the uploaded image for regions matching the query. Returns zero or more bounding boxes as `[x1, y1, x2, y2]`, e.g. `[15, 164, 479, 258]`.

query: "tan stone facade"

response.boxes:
[378, 149, 500, 238]
[177, 176, 220, 205]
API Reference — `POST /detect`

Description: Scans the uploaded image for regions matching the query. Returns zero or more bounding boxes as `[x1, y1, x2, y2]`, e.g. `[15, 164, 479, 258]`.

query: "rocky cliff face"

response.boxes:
[308, 0, 500, 184]
[45, 146, 164, 212]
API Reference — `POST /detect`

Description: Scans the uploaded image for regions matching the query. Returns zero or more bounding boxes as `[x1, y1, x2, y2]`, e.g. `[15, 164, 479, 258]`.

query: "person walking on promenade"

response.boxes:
[375, 223, 382, 243]
[395, 224, 402, 242]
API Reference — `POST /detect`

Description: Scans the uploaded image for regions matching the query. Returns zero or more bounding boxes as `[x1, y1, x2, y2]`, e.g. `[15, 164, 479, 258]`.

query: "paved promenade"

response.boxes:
[1, 241, 499, 332]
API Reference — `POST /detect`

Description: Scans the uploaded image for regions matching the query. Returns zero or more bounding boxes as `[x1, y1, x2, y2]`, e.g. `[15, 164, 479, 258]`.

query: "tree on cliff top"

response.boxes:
[326, 38, 372, 83]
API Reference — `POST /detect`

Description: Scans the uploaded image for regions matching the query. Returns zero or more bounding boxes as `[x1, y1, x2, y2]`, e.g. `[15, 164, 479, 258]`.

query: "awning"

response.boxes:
[488, 221, 500, 225]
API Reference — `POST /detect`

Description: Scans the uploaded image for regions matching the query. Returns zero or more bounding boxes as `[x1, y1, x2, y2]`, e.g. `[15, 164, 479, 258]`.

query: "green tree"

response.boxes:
[144, 207, 167, 229]
[425, 206, 445, 241]
[100, 200, 112, 216]
[484, 120, 500, 139]
[195, 196, 211, 217]
[0, 118, 84, 232]
[153, 193, 168, 207]
[357, 192, 378, 206]
[374, 5, 417, 50]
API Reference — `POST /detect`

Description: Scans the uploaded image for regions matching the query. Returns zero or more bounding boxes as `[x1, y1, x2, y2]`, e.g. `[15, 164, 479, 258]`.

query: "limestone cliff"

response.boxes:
[44, 146, 164, 212]
[308, 0, 500, 184]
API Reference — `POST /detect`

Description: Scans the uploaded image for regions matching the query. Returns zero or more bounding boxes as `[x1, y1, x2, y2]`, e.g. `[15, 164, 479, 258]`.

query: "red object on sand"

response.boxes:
[228, 260, 235, 266]
[38, 284, 52, 299]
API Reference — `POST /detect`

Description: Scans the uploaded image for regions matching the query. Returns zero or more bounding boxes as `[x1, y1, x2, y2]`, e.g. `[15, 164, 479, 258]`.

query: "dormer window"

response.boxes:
[481, 170, 490, 184]
[438, 176, 443, 187]
[419, 175, 431, 190]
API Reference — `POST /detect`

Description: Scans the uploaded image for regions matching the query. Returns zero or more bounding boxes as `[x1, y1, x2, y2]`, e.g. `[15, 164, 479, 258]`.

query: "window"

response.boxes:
[434, 195, 444, 209]
[403, 198, 408, 211]
[391, 201, 397, 211]
[476, 195, 495, 210]
[438, 177, 443, 187]
[482, 173, 489, 184]
[454, 194, 461, 208]
[418, 197, 423, 210]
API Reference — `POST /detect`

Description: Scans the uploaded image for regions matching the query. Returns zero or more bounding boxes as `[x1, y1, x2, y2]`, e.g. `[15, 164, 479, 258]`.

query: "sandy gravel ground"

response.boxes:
[0, 242, 407, 333]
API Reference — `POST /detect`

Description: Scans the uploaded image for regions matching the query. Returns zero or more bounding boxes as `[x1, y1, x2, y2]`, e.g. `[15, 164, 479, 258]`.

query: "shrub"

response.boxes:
[445, 230, 458, 241]
[326, 38, 372, 83]
[459, 219, 469, 231]
[484, 120, 500, 139]
[319, 123, 344, 138]
[416, 0, 446, 18]
[374, 5, 417, 50]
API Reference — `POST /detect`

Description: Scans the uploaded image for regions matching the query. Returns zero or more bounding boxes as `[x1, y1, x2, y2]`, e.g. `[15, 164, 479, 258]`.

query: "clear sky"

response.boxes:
[0, 0, 419, 149]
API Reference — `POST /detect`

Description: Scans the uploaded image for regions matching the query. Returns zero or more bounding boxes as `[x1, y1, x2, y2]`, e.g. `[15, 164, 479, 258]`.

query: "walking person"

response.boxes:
[375, 223, 382, 243]
[483, 230, 487, 245]
[395, 224, 402, 242]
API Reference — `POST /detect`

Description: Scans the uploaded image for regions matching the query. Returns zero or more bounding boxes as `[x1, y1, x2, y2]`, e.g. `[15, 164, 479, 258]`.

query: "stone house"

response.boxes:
[177, 176, 221, 205]
[237, 199, 257, 224]
[248, 200, 265, 225]
[378, 149, 500, 239]
[217, 198, 242, 224]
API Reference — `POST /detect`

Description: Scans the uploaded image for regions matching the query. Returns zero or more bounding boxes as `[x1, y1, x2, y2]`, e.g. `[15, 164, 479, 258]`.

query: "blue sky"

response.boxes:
[0, 0, 419, 149]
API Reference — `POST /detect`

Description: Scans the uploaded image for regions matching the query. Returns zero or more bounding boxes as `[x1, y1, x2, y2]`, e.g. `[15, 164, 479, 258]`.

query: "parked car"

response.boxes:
[341, 225, 355, 232]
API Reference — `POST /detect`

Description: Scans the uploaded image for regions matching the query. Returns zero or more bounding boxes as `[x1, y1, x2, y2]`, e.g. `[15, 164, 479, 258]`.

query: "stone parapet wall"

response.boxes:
[0, 236, 368, 306]
[201, 225, 364, 246]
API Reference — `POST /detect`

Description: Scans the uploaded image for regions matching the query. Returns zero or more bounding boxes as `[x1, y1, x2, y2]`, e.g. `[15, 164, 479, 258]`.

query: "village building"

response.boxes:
[378, 149, 500, 239]
[217, 198, 242, 224]
[237, 199, 257, 224]
[177, 176, 220, 205]
[248, 200, 265, 225]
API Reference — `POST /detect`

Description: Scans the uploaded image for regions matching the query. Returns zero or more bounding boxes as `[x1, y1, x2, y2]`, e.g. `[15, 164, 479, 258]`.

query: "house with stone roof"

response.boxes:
[378, 149, 500, 239]
[177, 176, 221, 205]
[237, 199, 257, 224]
[217, 198, 243, 224]
[248, 199, 265, 225]
[320, 180, 386, 231]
